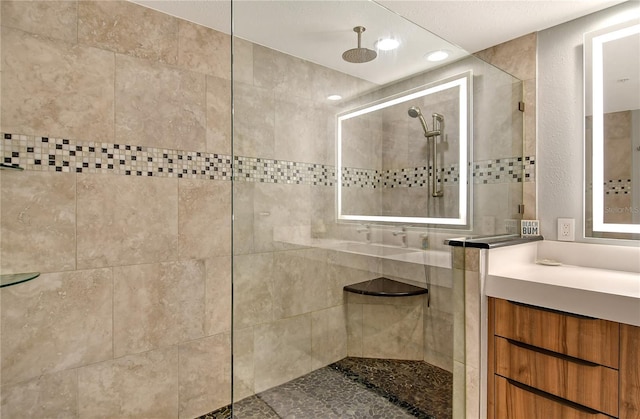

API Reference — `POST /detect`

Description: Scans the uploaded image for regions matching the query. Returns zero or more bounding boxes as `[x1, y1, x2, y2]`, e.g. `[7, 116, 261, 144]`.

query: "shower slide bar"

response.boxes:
[408, 106, 444, 197]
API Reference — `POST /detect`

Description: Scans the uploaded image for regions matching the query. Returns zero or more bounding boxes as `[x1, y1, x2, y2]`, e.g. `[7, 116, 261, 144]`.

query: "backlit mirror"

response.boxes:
[585, 18, 640, 238]
[337, 72, 472, 226]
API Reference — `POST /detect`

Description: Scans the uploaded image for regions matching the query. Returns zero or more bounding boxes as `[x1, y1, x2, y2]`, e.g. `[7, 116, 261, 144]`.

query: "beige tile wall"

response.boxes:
[0, 1, 231, 417]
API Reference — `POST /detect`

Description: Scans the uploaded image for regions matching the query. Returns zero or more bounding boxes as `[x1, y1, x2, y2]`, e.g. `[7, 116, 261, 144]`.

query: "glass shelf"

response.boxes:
[1, 272, 40, 288]
[0, 163, 25, 171]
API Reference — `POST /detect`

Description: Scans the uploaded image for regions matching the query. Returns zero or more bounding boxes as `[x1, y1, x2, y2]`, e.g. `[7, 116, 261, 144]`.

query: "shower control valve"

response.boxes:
[392, 226, 408, 248]
[356, 224, 371, 243]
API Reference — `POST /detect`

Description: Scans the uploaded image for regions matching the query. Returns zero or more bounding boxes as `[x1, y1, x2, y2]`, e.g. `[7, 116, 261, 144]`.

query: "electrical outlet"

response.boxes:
[557, 218, 575, 241]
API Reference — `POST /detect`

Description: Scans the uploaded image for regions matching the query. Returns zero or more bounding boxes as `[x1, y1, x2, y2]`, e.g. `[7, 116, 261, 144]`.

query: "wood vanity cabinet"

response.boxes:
[488, 297, 640, 419]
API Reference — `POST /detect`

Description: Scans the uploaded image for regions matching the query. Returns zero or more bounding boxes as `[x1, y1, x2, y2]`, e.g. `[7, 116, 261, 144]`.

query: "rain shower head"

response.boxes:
[342, 26, 377, 64]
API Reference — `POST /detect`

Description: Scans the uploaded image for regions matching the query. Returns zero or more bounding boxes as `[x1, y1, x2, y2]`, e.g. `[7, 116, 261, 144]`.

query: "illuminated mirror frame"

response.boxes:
[336, 72, 471, 225]
[588, 20, 640, 234]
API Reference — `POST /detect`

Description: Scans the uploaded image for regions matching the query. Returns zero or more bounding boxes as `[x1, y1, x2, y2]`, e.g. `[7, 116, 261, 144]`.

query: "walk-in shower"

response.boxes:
[408, 106, 445, 197]
[229, 1, 524, 418]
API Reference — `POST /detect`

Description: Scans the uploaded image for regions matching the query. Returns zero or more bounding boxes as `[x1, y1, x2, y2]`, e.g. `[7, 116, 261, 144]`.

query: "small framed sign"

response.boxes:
[521, 220, 540, 237]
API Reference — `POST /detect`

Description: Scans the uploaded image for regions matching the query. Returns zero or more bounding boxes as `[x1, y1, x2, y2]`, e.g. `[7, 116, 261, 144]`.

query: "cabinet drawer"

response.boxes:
[495, 375, 612, 419]
[495, 337, 618, 417]
[494, 298, 619, 368]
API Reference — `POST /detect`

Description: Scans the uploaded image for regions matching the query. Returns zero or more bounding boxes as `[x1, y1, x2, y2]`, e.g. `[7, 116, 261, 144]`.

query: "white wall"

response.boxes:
[537, 0, 639, 243]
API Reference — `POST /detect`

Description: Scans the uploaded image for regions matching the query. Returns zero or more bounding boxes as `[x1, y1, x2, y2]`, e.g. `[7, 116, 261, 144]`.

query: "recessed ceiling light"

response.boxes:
[327, 94, 342, 101]
[426, 50, 449, 62]
[375, 38, 400, 51]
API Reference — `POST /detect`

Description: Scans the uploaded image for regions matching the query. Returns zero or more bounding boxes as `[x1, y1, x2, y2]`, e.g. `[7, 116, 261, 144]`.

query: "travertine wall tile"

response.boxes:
[113, 260, 205, 357]
[474, 33, 537, 81]
[253, 45, 311, 96]
[424, 348, 454, 373]
[464, 270, 480, 370]
[310, 185, 336, 238]
[1, 0, 78, 43]
[232, 182, 255, 255]
[253, 314, 312, 393]
[346, 303, 364, 357]
[77, 174, 178, 269]
[0, 369, 78, 418]
[274, 96, 333, 164]
[252, 182, 310, 253]
[311, 305, 347, 370]
[452, 361, 466, 419]
[206, 75, 232, 155]
[272, 249, 330, 319]
[1, 27, 115, 141]
[1, 268, 113, 385]
[524, 79, 537, 158]
[523, 181, 537, 220]
[77, 347, 179, 419]
[179, 179, 230, 260]
[178, 333, 231, 419]
[452, 267, 465, 365]
[115, 54, 206, 150]
[464, 248, 480, 272]
[232, 37, 254, 85]
[233, 82, 275, 159]
[0, 170, 76, 274]
[604, 111, 632, 181]
[233, 252, 274, 328]
[178, 20, 230, 79]
[78, 0, 178, 64]
[424, 308, 454, 359]
[205, 257, 232, 336]
[232, 327, 254, 402]
[362, 303, 424, 360]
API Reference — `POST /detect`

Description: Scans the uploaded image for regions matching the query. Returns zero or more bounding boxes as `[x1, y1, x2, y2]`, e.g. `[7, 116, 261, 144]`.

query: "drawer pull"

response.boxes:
[505, 338, 601, 367]
[507, 300, 597, 320]
[506, 378, 603, 416]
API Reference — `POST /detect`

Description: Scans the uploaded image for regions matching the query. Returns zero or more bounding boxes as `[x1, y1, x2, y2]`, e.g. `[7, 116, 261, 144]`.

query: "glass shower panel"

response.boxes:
[231, 1, 523, 418]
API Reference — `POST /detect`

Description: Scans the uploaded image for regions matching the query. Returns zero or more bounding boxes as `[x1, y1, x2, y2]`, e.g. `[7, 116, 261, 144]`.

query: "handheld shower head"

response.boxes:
[408, 106, 421, 118]
[408, 106, 429, 136]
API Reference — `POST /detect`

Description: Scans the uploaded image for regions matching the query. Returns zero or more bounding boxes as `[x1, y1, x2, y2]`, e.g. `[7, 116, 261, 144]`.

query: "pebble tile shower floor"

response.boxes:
[198, 357, 452, 419]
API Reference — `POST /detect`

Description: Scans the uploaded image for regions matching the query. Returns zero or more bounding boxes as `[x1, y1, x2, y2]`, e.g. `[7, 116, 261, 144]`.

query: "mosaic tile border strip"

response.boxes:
[383, 163, 459, 188]
[346, 156, 535, 188]
[234, 156, 336, 186]
[341, 167, 379, 188]
[2, 133, 535, 187]
[472, 156, 534, 184]
[1, 133, 232, 180]
[605, 179, 632, 195]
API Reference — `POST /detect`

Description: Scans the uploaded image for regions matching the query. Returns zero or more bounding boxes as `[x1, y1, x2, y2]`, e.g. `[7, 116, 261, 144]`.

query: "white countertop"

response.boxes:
[486, 241, 640, 326]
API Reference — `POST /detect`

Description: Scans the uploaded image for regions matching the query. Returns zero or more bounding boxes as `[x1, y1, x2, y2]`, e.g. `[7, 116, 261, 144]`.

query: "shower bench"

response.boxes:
[344, 277, 428, 297]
